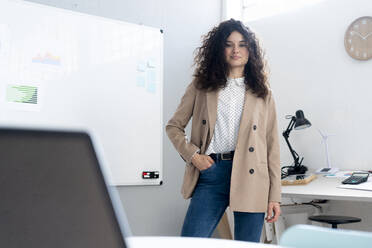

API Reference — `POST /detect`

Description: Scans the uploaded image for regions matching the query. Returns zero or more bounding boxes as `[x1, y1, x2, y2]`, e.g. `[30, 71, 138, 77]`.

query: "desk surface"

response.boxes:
[282, 175, 372, 202]
[126, 236, 281, 248]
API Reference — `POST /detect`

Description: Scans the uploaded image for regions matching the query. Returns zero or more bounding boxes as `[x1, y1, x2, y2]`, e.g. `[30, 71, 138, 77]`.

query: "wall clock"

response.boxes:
[344, 16, 372, 60]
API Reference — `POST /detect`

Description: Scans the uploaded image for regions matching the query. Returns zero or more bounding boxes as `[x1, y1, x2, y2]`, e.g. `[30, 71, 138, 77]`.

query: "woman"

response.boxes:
[166, 19, 281, 242]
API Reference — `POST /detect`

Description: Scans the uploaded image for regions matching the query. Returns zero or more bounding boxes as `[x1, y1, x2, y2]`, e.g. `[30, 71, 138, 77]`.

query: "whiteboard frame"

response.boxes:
[0, 0, 164, 186]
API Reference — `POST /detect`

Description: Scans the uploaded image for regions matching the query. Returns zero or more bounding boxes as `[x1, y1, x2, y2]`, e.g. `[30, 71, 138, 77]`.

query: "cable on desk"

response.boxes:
[280, 200, 329, 212]
[281, 166, 291, 179]
[281, 161, 296, 179]
[303, 200, 325, 210]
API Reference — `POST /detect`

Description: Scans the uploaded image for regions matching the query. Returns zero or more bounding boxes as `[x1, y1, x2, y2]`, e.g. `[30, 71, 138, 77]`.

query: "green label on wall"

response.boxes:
[6, 85, 38, 104]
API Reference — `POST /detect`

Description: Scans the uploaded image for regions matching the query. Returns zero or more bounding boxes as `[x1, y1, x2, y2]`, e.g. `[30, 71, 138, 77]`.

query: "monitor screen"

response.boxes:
[0, 128, 127, 248]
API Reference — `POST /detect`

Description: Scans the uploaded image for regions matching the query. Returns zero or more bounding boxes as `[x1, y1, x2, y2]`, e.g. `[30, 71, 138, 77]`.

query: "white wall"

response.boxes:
[248, 0, 372, 172]
[25, 0, 222, 236]
[247, 0, 372, 232]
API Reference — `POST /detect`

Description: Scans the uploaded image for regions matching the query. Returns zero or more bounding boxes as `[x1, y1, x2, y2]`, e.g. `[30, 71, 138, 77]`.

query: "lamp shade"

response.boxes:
[294, 110, 311, 130]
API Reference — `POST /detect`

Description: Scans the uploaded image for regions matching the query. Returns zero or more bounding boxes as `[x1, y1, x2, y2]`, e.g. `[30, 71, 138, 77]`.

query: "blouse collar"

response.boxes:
[227, 77, 245, 87]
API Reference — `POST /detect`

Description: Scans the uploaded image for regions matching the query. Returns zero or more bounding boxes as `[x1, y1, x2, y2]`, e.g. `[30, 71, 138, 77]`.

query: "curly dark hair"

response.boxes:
[193, 19, 268, 99]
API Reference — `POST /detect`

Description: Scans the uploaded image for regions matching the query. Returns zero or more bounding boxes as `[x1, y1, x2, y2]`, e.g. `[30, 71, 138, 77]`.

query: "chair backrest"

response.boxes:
[280, 224, 372, 248]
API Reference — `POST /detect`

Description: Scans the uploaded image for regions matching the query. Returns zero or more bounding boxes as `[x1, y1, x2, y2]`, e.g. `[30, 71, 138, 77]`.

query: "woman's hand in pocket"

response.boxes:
[191, 154, 214, 171]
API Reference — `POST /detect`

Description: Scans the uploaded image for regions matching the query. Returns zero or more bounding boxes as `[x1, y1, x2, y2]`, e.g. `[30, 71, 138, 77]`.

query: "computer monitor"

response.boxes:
[0, 127, 129, 248]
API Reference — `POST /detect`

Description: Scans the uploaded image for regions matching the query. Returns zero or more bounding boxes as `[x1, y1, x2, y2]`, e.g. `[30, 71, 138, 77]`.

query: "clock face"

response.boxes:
[344, 16, 372, 61]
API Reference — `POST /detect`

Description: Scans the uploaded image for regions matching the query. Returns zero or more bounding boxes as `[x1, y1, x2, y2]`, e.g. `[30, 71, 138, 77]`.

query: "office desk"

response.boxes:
[219, 175, 372, 242]
[281, 175, 372, 202]
[275, 175, 372, 241]
[126, 236, 283, 248]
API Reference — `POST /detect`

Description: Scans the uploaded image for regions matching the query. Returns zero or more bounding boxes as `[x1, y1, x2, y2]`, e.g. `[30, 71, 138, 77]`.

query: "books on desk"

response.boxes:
[281, 174, 317, 185]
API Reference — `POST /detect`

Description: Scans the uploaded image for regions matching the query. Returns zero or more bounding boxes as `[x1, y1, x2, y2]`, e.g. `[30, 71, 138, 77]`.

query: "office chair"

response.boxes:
[280, 224, 372, 248]
[308, 215, 361, 229]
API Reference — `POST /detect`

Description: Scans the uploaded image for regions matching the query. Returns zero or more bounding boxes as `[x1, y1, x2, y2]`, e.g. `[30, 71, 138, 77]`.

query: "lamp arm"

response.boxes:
[282, 117, 300, 166]
[283, 116, 296, 137]
[283, 134, 300, 166]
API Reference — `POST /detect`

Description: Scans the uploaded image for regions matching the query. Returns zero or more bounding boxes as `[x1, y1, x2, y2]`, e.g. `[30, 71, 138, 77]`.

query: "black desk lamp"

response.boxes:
[282, 110, 311, 176]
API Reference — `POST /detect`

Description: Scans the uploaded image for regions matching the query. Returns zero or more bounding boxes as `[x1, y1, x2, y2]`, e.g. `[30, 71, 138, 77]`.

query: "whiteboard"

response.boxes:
[0, 0, 163, 186]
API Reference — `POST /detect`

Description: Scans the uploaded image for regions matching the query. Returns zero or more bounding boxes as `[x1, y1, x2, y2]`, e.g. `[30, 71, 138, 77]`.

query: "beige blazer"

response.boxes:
[166, 79, 281, 212]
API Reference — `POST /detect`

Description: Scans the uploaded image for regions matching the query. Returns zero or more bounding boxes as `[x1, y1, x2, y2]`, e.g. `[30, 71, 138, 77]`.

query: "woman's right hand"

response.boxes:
[191, 153, 215, 171]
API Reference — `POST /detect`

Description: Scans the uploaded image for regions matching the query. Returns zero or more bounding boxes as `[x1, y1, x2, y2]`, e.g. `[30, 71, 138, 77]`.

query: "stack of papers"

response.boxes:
[337, 178, 372, 192]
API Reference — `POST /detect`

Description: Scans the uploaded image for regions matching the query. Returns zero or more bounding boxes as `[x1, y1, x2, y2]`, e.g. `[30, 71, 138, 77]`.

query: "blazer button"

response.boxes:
[249, 169, 255, 174]
[202, 120, 206, 125]
[253, 125, 257, 130]
[249, 147, 254, 152]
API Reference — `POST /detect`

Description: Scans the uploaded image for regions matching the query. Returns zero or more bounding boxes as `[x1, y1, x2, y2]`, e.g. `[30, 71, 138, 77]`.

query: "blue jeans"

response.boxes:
[181, 159, 265, 242]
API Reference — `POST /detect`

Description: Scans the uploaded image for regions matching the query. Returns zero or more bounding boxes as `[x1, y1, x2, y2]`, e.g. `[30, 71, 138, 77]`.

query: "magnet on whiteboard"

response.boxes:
[142, 171, 159, 179]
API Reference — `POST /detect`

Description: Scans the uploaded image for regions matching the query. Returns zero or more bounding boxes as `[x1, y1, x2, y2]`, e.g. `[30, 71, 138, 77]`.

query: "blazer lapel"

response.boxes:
[206, 89, 219, 140]
[237, 89, 257, 141]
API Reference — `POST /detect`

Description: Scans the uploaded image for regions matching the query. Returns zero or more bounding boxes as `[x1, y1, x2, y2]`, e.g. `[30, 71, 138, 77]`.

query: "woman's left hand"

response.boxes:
[265, 201, 281, 223]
